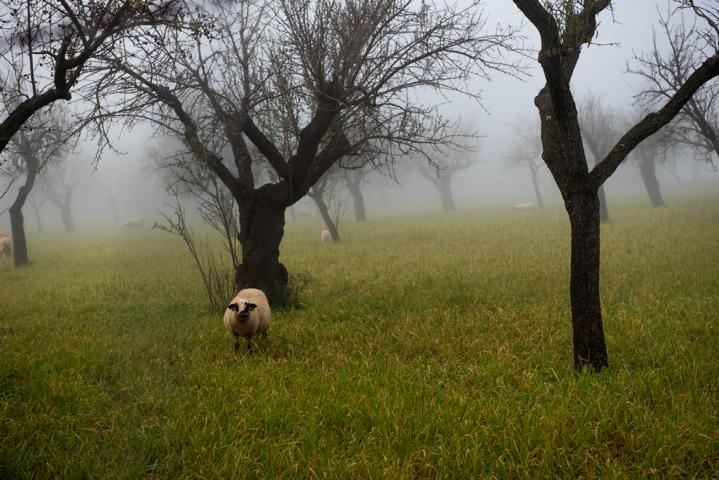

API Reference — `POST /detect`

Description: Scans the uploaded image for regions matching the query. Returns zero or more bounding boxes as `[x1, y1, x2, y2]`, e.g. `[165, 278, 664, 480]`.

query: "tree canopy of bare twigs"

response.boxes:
[504, 116, 545, 208]
[630, 1, 719, 165]
[94, 0, 522, 304]
[0, 0, 180, 161]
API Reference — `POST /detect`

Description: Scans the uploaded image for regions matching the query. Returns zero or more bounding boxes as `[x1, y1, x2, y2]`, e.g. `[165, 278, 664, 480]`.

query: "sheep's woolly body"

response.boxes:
[321, 228, 332, 244]
[0, 236, 11, 257]
[223, 288, 271, 345]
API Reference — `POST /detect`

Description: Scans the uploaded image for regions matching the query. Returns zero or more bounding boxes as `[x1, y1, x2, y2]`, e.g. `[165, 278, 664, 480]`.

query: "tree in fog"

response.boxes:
[505, 117, 545, 208]
[308, 166, 349, 242]
[344, 168, 369, 222]
[634, 132, 669, 207]
[37, 155, 90, 232]
[630, 4, 719, 166]
[511, 0, 719, 371]
[0, 0, 179, 158]
[0, 104, 68, 265]
[578, 92, 618, 222]
[98, 0, 519, 304]
[415, 132, 478, 213]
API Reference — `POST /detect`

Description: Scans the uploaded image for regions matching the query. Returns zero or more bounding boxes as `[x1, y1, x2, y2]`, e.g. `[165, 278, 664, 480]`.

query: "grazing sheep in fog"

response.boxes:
[0, 236, 12, 257]
[321, 228, 332, 244]
[513, 202, 536, 211]
[223, 288, 271, 353]
[121, 217, 145, 229]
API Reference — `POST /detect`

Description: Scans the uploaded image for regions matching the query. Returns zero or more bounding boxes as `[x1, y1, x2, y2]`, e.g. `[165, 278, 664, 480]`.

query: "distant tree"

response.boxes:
[635, 134, 668, 207]
[308, 166, 350, 242]
[37, 155, 89, 232]
[343, 168, 368, 222]
[416, 133, 478, 212]
[505, 117, 545, 208]
[511, 0, 719, 371]
[98, 0, 520, 304]
[0, 102, 69, 265]
[630, 3, 719, 166]
[578, 92, 618, 222]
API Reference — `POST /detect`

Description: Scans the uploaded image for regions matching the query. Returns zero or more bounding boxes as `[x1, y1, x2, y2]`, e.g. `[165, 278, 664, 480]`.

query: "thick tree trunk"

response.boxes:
[9, 170, 37, 266]
[530, 170, 544, 209]
[566, 191, 608, 371]
[639, 155, 666, 208]
[309, 193, 340, 242]
[236, 198, 289, 306]
[346, 181, 367, 222]
[437, 180, 456, 212]
[598, 184, 609, 222]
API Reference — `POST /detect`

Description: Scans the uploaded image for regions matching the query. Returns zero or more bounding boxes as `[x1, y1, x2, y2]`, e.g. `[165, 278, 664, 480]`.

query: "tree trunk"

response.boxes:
[9, 169, 37, 266]
[346, 180, 367, 222]
[59, 187, 77, 232]
[309, 193, 340, 242]
[530, 169, 544, 209]
[31, 201, 43, 233]
[437, 180, 456, 212]
[566, 191, 608, 371]
[236, 197, 289, 306]
[598, 184, 609, 222]
[639, 155, 666, 208]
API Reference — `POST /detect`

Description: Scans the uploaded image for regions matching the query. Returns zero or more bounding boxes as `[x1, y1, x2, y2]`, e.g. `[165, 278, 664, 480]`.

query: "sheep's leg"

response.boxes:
[246, 335, 254, 354]
[233, 334, 240, 352]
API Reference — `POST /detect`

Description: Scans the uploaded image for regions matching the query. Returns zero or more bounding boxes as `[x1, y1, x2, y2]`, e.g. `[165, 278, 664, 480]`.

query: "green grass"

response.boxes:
[1, 194, 718, 478]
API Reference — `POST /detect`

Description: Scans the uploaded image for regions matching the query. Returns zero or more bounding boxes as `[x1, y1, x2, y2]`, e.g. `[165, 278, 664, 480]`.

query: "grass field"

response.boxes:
[1, 194, 718, 478]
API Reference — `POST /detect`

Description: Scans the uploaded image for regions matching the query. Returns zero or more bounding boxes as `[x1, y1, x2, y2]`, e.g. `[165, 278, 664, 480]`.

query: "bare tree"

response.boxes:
[344, 168, 368, 222]
[0, 103, 68, 265]
[505, 116, 545, 208]
[96, 0, 520, 304]
[0, 0, 179, 161]
[578, 92, 618, 222]
[511, 0, 719, 371]
[307, 166, 350, 242]
[37, 155, 89, 232]
[630, 3, 719, 166]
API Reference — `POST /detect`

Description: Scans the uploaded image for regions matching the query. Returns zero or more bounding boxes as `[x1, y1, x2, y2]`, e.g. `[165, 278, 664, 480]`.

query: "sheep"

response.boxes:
[321, 228, 332, 244]
[120, 217, 145, 229]
[512, 202, 536, 211]
[223, 288, 271, 353]
[0, 236, 12, 257]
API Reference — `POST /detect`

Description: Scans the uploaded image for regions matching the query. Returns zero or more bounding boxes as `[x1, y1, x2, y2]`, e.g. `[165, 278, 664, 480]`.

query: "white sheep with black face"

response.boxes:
[223, 288, 271, 353]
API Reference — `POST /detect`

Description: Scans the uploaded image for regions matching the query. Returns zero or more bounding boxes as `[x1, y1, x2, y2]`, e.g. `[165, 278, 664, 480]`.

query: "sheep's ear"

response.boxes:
[227, 303, 239, 312]
[246, 303, 257, 311]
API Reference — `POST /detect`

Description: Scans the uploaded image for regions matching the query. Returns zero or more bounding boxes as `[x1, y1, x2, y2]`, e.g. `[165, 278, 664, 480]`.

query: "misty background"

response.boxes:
[1, 0, 716, 234]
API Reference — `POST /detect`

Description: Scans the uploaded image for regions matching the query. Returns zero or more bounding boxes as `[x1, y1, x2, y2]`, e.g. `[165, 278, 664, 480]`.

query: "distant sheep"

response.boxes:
[0, 236, 12, 257]
[512, 202, 536, 211]
[223, 288, 271, 353]
[321, 228, 332, 244]
[121, 217, 145, 229]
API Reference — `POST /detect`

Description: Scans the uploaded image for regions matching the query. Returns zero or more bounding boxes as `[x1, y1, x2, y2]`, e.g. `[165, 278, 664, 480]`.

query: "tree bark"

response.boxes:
[9, 169, 38, 266]
[530, 169, 544, 209]
[639, 155, 666, 208]
[309, 192, 340, 242]
[52, 186, 77, 232]
[566, 190, 609, 371]
[236, 193, 289, 306]
[346, 180, 367, 222]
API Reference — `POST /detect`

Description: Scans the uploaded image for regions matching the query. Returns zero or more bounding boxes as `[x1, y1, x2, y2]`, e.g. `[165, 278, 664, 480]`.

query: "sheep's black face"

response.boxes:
[236, 302, 257, 322]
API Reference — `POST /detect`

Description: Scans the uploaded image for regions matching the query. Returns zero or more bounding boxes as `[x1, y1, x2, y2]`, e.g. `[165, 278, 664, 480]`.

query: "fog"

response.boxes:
[1, 0, 717, 234]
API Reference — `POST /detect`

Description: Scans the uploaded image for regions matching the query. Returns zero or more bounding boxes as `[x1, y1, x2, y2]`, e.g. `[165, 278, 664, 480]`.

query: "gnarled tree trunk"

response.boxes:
[639, 155, 666, 208]
[236, 189, 290, 305]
